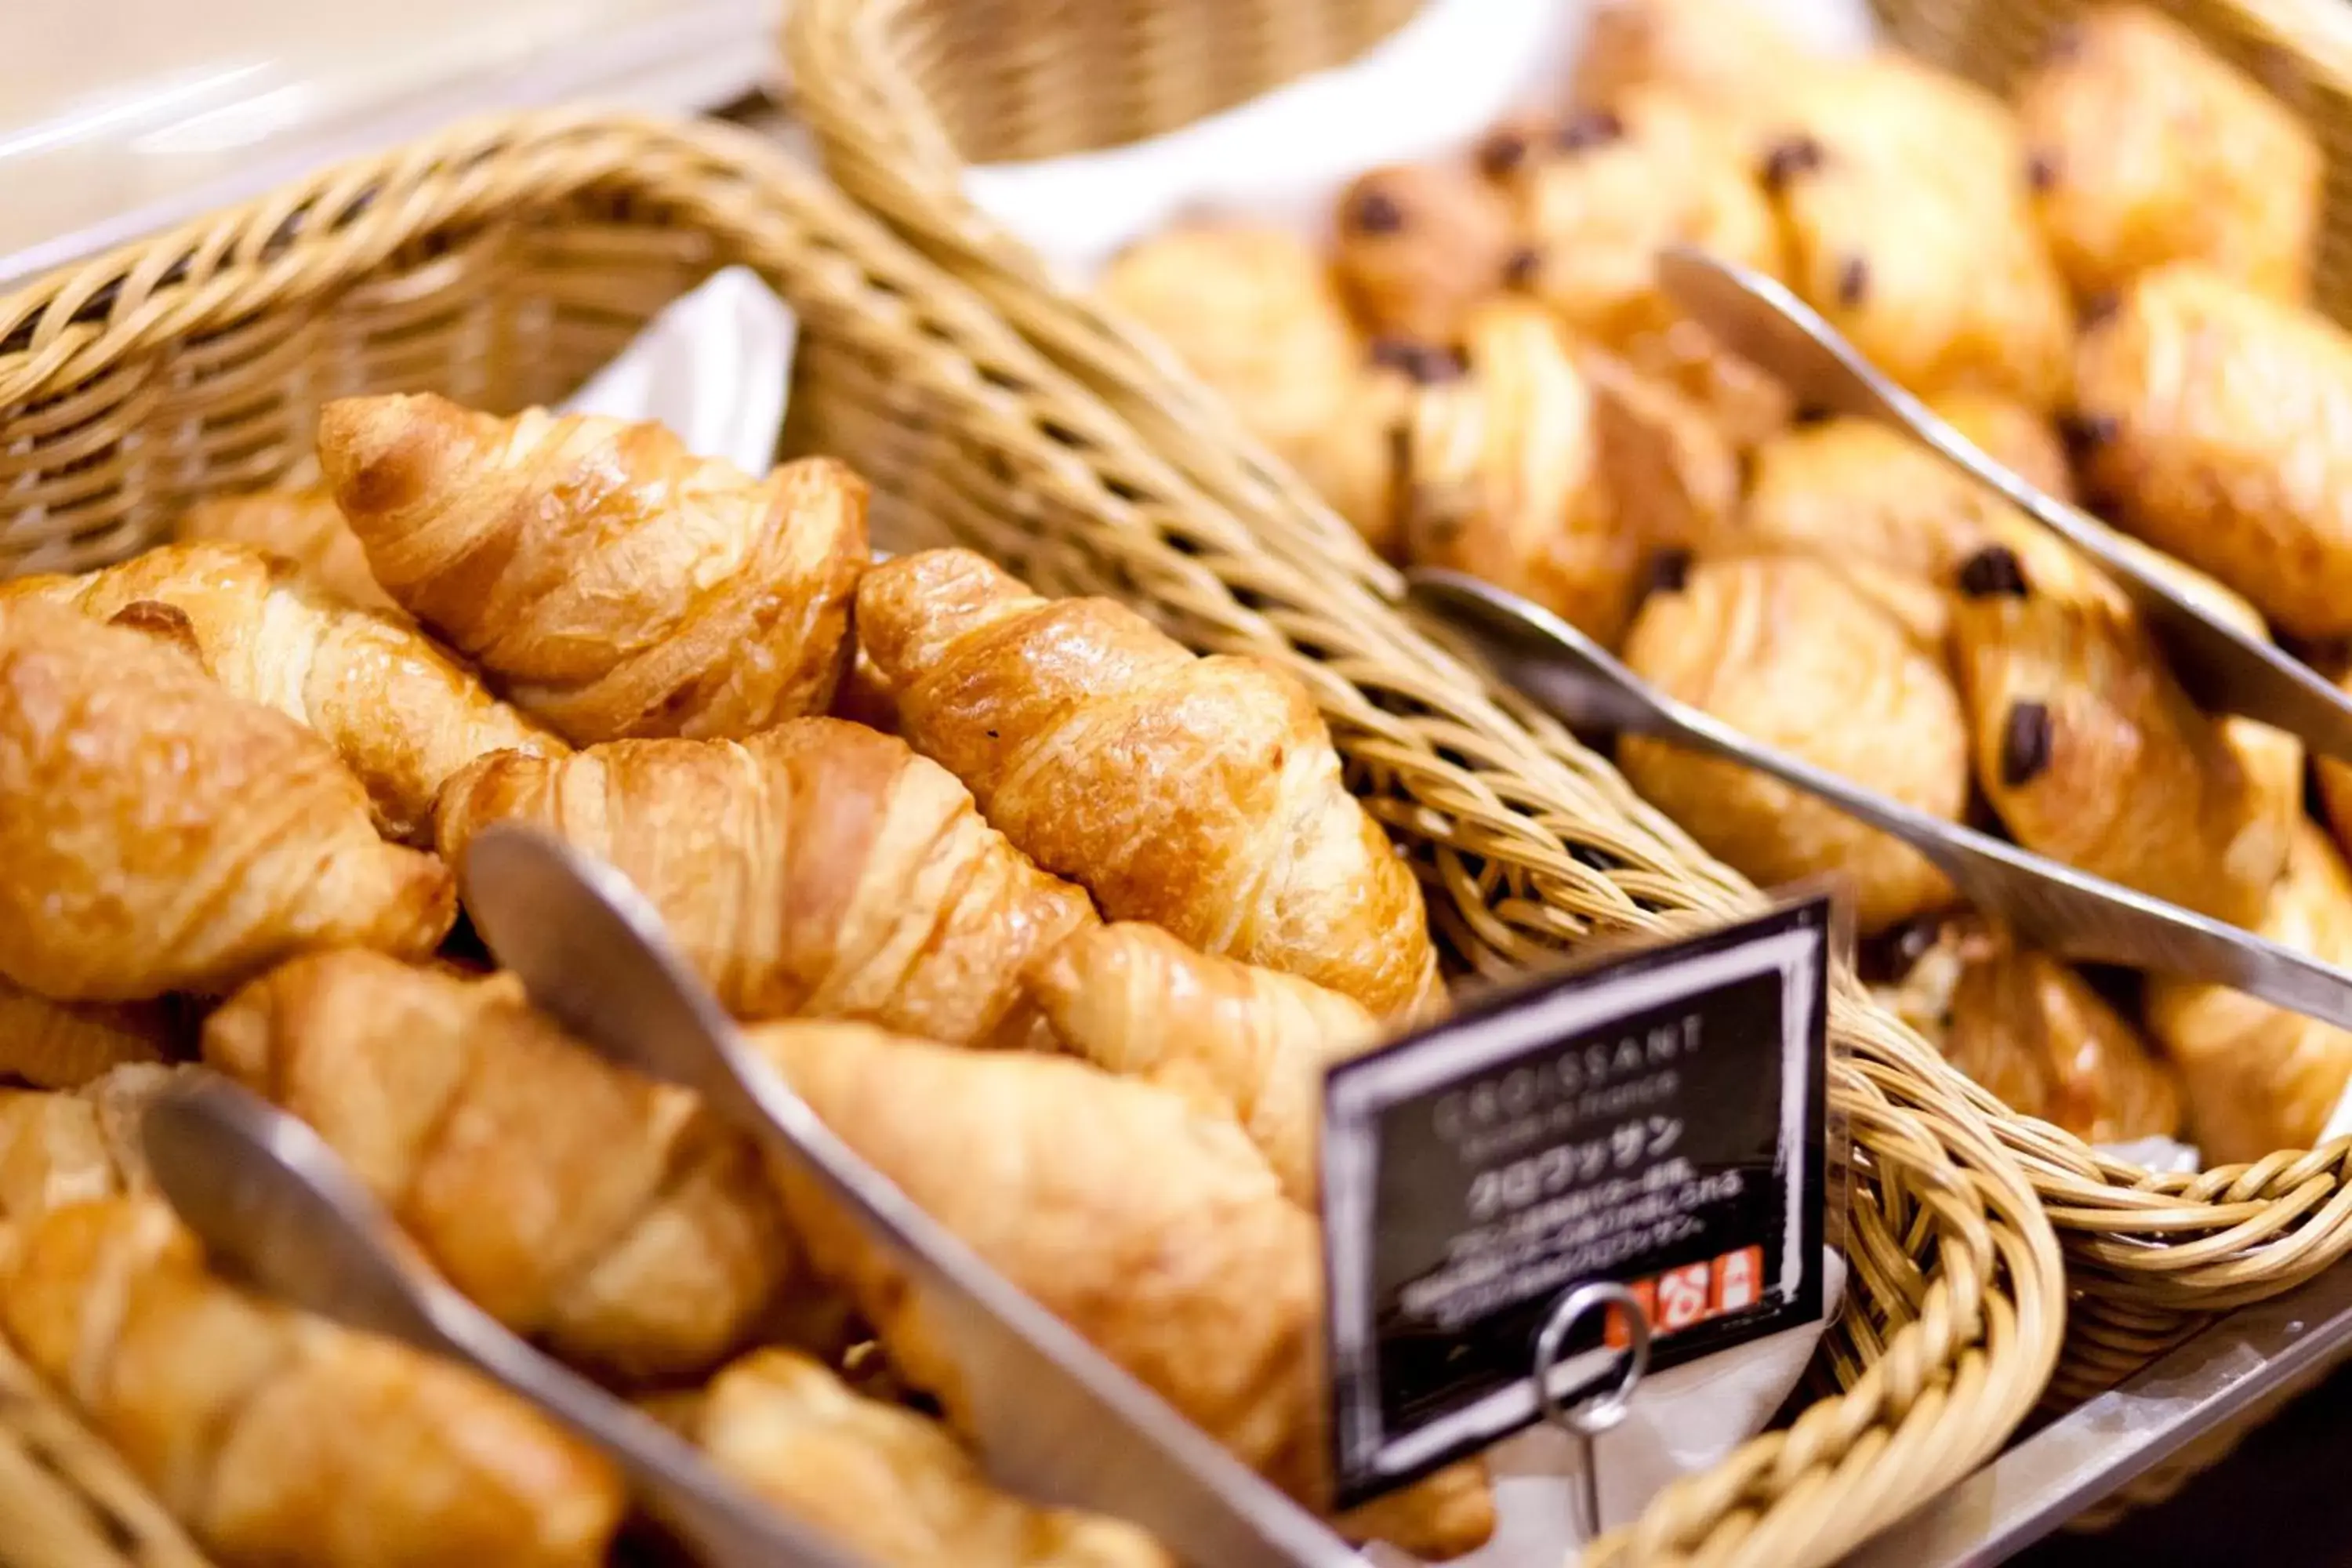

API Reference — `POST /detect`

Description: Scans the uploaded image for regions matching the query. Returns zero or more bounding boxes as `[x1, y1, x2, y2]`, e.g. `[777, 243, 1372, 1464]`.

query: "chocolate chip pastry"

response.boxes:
[2016, 5, 2319, 306]
[1874, 916, 2181, 1144]
[1331, 163, 1519, 344]
[1749, 55, 2074, 408]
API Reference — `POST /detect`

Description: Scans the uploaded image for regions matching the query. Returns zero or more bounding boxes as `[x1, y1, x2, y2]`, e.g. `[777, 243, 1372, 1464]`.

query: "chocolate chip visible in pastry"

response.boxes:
[1958, 544, 2031, 599]
[1555, 110, 1626, 152]
[2056, 411, 2118, 452]
[1644, 547, 1694, 596]
[1999, 699, 2054, 786]
[1836, 256, 1870, 307]
[1479, 129, 1533, 180]
[1503, 246, 1543, 290]
[1760, 135, 1825, 191]
[2025, 151, 2059, 192]
[1347, 187, 1404, 234]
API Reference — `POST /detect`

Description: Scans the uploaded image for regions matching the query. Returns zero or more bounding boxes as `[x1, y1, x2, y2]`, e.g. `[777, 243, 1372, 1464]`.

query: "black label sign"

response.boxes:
[1319, 897, 1831, 1508]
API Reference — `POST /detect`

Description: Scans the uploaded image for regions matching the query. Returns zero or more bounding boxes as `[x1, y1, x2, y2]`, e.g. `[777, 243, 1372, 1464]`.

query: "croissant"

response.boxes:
[0, 1062, 197, 1220]
[746, 1022, 1495, 1560]
[1875, 919, 2180, 1143]
[435, 718, 1098, 1044]
[686, 1348, 1174, 1567]
[174, 486, 402, 615]
[1617, 555, 1966, 934]
[318, 392, 869, 744]
[0, 976, 174, 1090]
[0, 601, 453, 1001]
[2147, 822, 2352, 1162]
[1096, 224, 1362, 464]
[1, 541, 564, 844]
[2016, 5, 2318, 305]
[1751, 56, 2073, 406]
[855, 550, 1440, 1019]
[0, 1196, 623, 1567]
[2070, 263, 2352, 640]
[1026, 922, 1380, 1207]
[202, 950, 797, 1382]
[1947, 517, 2286, 928]
[1332, 163, 1519, 344]
[1400, 300, 1641, 647]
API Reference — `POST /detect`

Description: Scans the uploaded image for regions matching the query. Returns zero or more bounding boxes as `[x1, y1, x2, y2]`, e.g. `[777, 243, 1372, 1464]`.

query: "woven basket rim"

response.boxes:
[781, 0, 2352, 1321]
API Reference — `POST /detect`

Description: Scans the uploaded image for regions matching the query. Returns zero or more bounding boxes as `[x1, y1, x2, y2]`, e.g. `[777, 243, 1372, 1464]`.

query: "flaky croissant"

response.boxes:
[1876, 919, 2180, 1143]
[1027, 922, 1380, 1207]
[2, 541, 564, 844]
[0, 601, 453, 1001]
[746, 1022, 1494, 1560]
[202, 951, 797, 1382]
[318, 392, 868, 744]
[436, 718, 1098, 1044]
[2147, 822, 2352, 1162]
[686, 1348, 1174, 1567]
[2016, 5, 2318, 306]
[1400, 300, 1641, 648]
[0, 977, 174, 1090]
[0, 1196, 624, 1568]
[0, 1062, 194, 1220]
[2071, 263, 2352, 639]
[173, 486, 402, 615]
[1617, 555, 1966, 934]
[855, 550, 1440, 1019]
[1947, 518, 2286, 928]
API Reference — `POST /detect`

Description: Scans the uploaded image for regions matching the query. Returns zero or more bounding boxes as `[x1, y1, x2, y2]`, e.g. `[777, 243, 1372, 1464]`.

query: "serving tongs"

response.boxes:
[1400, 251, 2352, 1031]
[466, 824, 1363, 1568]
[143, 1076, 873, 1568]
[1654, 245, 2352, 765]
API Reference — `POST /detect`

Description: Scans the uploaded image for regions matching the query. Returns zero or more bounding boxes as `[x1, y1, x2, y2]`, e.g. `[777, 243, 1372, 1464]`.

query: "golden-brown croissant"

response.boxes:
[1876, 919, 2180, 1143]
[202, 950, 797, 1382]
[746, 1022, 1494, 1559]
[0, 601, 454, 1002]
[687, 1348, 1174, 1567]
[0, 1062, 198, 1219]
[2070, 263, 2352, 640]
[855, 550, 1441, 1019]
[1331, 162, 1519, 344]
[2, 541, 564, 844]
[0, 1196, 624, 1568]
[1026, 922, 1380, 1207]
[1751, 56, 2073, 407]
[173, 486, 402, 615]
[435, 718, 1098, 1044]
[0, 977, 174, 1090]
[1617, 555, 1966, 934]
[1947, 518, 2285, 928]
[318, 392, 869, 744]
[2016, 5, 2318, 306]
[2147, 822, 2352, 1161]
[1096, 224, 1362, 463]
[1399, 299, 1641, 648]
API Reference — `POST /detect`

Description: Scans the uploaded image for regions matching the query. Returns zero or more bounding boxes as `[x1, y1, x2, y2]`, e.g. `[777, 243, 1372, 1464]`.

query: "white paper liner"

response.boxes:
[560, 263, 797, 473]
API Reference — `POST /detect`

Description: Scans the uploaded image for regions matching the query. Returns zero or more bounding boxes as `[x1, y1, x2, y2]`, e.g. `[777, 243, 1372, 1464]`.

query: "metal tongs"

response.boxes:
[147, 825, 1363, 1568]
[1402, 248, 2352, 1033]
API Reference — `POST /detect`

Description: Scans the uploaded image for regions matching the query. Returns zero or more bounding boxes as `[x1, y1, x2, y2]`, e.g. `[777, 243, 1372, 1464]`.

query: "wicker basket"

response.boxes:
[786, 0, 2352, 1367]
[0, 110, 2060, 1567]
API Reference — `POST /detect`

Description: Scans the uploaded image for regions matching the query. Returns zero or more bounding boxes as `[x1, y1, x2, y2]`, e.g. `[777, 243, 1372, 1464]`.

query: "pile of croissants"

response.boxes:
[0, 390, 1499, 1565]
[1102, 0, 2352, 1163]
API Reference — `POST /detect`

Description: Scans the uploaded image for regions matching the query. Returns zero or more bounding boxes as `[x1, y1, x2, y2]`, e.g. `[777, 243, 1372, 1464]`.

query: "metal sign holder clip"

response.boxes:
[1533, 1280, 1653, 1542]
